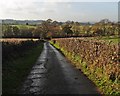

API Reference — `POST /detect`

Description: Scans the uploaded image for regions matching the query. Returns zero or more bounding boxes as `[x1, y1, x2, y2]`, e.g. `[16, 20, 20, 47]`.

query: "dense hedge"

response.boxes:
[2, 39, 44, 94]
[2, 39, 43, 64]
[51, 38, 120, 95]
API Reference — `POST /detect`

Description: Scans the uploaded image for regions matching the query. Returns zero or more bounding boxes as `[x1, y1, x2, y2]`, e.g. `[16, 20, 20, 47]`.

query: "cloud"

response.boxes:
[0, 0, 118, 22]
[39, 2, 57, 13]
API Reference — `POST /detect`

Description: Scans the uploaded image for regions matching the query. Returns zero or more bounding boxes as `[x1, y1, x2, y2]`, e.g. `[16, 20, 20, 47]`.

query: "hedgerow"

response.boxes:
[2, 39, 44, 94]
[51, 38, 120, 95]
[2, 39, 42, 64]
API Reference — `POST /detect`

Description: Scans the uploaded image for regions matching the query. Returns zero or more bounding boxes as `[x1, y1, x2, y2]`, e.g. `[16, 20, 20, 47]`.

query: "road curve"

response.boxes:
[20, 42, 101, 95]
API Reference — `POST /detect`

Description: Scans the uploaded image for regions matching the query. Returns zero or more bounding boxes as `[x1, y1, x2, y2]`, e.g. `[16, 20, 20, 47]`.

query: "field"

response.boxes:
[74, 36, 119, 44]
[11, 25, 36, 29]
[87, 36, 119, 44]
[100, 36, 119, 44]
[2, 39, 44, 94]
[50, 37, 120, 95]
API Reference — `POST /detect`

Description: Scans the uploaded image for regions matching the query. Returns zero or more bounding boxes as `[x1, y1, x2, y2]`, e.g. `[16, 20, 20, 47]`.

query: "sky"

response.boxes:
[0, 0, 119, 22]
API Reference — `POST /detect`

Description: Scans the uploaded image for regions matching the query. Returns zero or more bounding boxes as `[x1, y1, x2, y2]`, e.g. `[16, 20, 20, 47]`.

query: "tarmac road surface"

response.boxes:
[20, 42, 101, 95]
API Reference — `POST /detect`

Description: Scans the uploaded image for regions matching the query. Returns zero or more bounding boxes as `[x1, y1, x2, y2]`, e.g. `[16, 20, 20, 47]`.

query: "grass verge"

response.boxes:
[2, 42, 44, 94]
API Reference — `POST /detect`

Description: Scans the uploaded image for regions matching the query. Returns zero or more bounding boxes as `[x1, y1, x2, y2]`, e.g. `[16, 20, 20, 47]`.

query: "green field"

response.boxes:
[11, 25, 36, 29]
[84, 36, 119, 44]
[100, 36, 119, 44]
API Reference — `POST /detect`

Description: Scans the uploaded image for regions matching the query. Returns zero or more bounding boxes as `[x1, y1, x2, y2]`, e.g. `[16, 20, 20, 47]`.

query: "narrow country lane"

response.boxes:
[20, 42, 101, 95]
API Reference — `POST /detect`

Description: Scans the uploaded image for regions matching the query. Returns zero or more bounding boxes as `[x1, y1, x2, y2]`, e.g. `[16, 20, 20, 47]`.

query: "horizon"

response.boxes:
[1, 18, 118, 23]
[0, 0, 118, 22]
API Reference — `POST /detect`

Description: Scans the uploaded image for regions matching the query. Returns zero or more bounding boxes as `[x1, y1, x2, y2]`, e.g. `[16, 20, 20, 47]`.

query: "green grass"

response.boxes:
[83, 36, 119, 44]
[101, 37, 119, 44]
[11, 25, 36, 29]
[97, 36, 119, 44]
[2, 42, 44, 94]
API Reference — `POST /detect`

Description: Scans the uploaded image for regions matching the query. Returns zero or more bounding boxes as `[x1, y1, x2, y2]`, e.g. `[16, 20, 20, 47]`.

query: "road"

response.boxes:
[20, 42, 101, 95]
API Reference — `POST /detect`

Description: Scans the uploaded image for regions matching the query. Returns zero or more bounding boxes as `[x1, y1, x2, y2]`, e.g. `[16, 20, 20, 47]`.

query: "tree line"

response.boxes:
[2, 19, 119, 38]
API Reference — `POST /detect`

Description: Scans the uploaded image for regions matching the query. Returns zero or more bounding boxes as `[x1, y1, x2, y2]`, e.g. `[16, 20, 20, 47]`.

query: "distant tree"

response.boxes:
[27, 28, 33, 37]
[46, 19, 52, 24]
[71, 22, 81, 36]
[62, 24, 73, 37]
[32, 26, 45, 38]
[26, 23, 29, 25]
[12, 26, 20, 37]
[20, 28, 32, 37]
[98, 19, 111, 36]
[3, 25, 13, 37]
[99, 19, 111, 24]
[52, 21, 58, 26]
[39, 19, 60, 38]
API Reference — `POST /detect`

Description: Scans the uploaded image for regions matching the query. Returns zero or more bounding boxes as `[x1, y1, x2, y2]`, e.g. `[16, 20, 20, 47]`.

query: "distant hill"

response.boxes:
[1, 19, 44, 25]
[0, 19, 96, 25]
